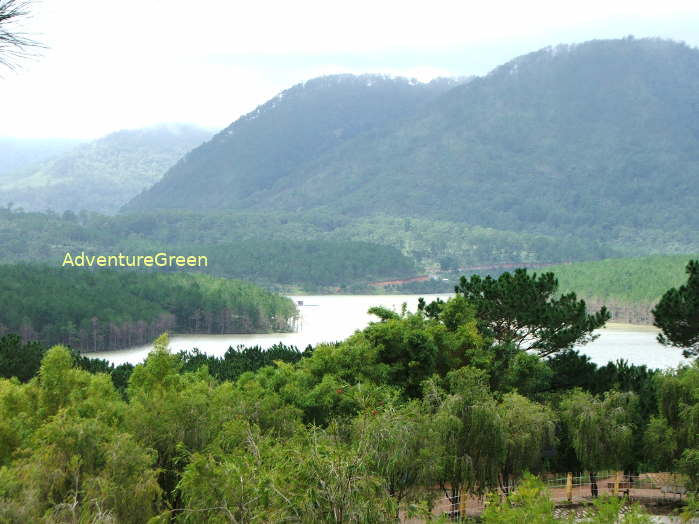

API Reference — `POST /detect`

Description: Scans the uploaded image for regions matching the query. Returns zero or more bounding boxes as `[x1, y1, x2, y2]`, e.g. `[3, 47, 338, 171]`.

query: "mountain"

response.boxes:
[266, 38, 699, 237]
[1, 124, 213, 214]
[123, 75, 462, 211]
[123, 38, 699, 253]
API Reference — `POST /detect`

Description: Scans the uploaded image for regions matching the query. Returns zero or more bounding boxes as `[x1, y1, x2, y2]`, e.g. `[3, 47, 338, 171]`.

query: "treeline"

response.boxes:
[0, 264, 297, 351]
[190, 240, 416, 287]
[395, 254, 699, 322]
[0, 334, 306, 391]
[94, 209, 616, 265]
[5, 204, 697, 293]
[177, 343, 309, 381]
[0, 207, 418, 289]
[323, 214, 617, 268]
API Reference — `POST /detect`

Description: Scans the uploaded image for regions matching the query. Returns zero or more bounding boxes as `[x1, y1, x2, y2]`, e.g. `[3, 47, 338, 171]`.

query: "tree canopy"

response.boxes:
[0, 264, 297, 350]
[452, 269, 610, 357]
[653, 260, 699, 357]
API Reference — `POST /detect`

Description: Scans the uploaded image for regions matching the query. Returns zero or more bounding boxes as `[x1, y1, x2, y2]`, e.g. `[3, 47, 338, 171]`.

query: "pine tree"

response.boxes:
[653, 260, 699, 357]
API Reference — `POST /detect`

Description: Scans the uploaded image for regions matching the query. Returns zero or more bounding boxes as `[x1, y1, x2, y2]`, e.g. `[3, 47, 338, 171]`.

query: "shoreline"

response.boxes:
[83, 318, 661, 358]
[604, 322, 659, 332]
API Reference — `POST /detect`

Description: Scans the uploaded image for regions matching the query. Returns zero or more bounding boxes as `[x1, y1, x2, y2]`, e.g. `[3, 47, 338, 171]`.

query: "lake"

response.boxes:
[87, 294, 690, 369]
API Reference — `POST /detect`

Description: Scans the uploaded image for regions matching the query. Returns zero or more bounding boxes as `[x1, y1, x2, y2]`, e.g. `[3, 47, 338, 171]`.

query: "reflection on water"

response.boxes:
[87, 294, 690, 370]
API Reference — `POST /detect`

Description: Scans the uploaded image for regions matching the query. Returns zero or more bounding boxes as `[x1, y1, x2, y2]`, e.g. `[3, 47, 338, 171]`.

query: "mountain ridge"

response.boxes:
[123, 74, 463, 211]
[121, 38, 699, 255]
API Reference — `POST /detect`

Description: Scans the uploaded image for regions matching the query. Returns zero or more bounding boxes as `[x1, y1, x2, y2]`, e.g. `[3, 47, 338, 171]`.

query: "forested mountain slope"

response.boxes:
[125, 38, 699, 250]
[123, 75, 461, 211]
[258, 38, 699, 240]
[1, 124, 212, 214]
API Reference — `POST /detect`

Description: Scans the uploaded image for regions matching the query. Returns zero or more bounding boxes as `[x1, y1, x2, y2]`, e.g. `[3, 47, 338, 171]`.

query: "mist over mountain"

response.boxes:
[0, 138, 83, 179]
[1, 124, 213, 214]
[124, 38, 699, 252]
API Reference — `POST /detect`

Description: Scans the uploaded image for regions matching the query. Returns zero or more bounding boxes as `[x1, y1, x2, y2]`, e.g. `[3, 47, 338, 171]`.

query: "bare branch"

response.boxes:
[0, 0, 45, 70]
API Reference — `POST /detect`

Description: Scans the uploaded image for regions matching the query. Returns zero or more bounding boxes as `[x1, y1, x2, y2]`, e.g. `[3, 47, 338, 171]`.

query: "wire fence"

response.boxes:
[543, 473, 688, 503]
[419, 473, 690, 522]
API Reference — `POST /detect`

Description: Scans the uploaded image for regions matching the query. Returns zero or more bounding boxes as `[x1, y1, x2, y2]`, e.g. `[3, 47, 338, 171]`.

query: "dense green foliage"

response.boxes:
[0, 333, 135, 390]
[0, 208, 418, 290]
[177, 343, 308, 382]
[0, 334, 47, 382]
[495, 254, 699, 325]
[644, 364, 699, 490]
[3, 36, 699, 517]
[125, 39, 699, 257]
[0, 264, 297, 350]
[0, 279, 694, 521]
[190, 240, 416, 287]
[317, 215, 615, 267]
[561, 390, 638, 496]
[653, 260, 699, 356]
[9, 205, 683, 295]
[445, 269, 609, 357]
[550, 255, 699, 304]
[0, 334, 307, 392]
[1, 124, 211, 214]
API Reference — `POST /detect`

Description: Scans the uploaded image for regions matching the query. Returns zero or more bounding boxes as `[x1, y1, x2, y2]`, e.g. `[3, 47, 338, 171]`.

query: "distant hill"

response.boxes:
[124, 38, 699, 254]
[548, 254, 699, 324]
[1, 124, 212, 214]
[550, 254, 698, 305]
[0, 137, 82, 178]
[123, 75, 462, 212]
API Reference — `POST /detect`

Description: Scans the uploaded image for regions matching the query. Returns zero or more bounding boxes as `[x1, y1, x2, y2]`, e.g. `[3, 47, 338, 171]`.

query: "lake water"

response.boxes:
[87, 294, 690, 369]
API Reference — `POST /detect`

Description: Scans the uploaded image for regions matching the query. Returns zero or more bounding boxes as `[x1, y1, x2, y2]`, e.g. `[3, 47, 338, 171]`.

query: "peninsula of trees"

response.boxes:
[0, 265, 297, 351]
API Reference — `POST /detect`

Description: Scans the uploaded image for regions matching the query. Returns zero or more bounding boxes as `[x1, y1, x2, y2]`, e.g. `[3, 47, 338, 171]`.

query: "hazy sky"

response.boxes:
[3, 0, 699, 139]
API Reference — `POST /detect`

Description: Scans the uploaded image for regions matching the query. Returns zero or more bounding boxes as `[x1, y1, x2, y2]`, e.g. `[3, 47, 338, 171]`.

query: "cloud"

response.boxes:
[31, 0, 699, 56]
[3, 0, 699, 138]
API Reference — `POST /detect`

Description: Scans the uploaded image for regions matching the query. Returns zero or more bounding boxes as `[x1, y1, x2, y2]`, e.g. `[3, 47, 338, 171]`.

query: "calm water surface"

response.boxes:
[88, 294, 690, 369]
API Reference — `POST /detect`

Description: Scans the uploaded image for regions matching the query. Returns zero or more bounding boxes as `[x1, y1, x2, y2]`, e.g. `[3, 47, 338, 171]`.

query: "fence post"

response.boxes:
[614, 471, 620, 496]
[566, 472, 573, 502]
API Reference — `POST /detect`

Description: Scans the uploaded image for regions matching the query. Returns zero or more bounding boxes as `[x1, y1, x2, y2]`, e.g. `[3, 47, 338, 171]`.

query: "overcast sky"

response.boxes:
[3, 0, 699, 139]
